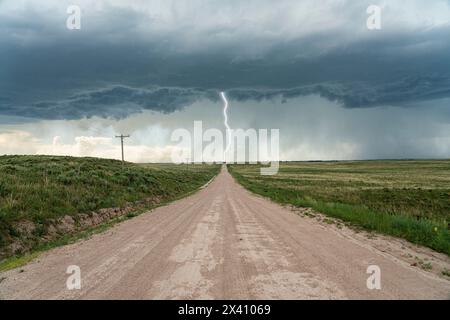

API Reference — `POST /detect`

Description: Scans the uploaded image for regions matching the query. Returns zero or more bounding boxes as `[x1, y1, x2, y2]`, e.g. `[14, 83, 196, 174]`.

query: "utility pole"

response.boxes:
[115, 134, 130, 165]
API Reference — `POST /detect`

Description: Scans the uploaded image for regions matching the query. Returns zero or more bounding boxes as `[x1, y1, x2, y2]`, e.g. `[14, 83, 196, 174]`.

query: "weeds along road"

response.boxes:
[0, 166, 449, 299]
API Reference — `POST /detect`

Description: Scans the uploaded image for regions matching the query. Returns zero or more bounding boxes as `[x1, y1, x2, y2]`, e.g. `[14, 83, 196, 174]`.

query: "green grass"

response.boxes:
[0, 155, 220, 263]
[228, 160, 450, 256]
[0, 207, 143, 272]
[0, 252, 40, 272]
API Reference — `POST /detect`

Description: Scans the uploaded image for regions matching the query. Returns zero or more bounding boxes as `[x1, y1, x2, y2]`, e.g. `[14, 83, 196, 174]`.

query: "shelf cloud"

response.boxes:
[0, 0, 449, 159]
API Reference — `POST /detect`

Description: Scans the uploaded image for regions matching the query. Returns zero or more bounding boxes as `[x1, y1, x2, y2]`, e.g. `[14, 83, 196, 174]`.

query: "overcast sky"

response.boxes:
[1, 0, 449, 161]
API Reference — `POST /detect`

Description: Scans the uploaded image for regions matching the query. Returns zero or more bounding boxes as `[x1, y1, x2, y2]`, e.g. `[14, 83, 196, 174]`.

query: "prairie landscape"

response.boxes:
[1, 0, 450, 302]
[0, 155, 219, 267]
[229, 160, 450, 255]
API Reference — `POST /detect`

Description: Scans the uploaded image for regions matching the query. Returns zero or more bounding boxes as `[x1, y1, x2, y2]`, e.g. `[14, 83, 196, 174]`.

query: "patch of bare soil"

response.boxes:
[0, 197, 161, 260]
[289, 206, 450, 281]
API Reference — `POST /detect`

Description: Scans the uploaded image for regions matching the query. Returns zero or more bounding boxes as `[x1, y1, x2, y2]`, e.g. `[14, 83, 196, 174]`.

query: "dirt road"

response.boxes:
[1, 166, 449, 299]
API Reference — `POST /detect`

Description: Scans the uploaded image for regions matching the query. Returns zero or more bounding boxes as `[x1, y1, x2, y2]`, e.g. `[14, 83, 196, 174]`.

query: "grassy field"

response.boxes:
[229, 160, 450, 255]
[0, 155, 220, 262]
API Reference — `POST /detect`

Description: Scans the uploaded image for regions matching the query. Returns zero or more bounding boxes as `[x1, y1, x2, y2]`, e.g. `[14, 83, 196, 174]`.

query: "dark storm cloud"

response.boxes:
[2, 71, 449, 120]
[229, 74, 450, 108]
[0, 86, 220, 120]
[1, 0, 450, 120]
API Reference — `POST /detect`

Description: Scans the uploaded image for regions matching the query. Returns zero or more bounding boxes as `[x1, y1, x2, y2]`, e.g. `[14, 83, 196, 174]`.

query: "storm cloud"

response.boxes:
[1, 0, 450, 120]
[0, 86, 219, 120]
[0, 0, 449, 160]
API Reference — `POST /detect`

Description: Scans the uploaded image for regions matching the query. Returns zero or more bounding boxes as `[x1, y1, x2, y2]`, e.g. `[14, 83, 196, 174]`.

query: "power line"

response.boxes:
[115, 134, 130, 165]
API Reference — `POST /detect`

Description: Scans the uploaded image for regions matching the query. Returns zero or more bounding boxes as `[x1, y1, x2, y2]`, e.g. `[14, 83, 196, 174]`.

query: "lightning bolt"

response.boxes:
[220, 91, 231, 159]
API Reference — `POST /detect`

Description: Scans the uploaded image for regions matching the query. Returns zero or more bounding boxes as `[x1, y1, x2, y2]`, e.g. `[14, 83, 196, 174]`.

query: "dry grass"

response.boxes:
[229, 160, 450, 255]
